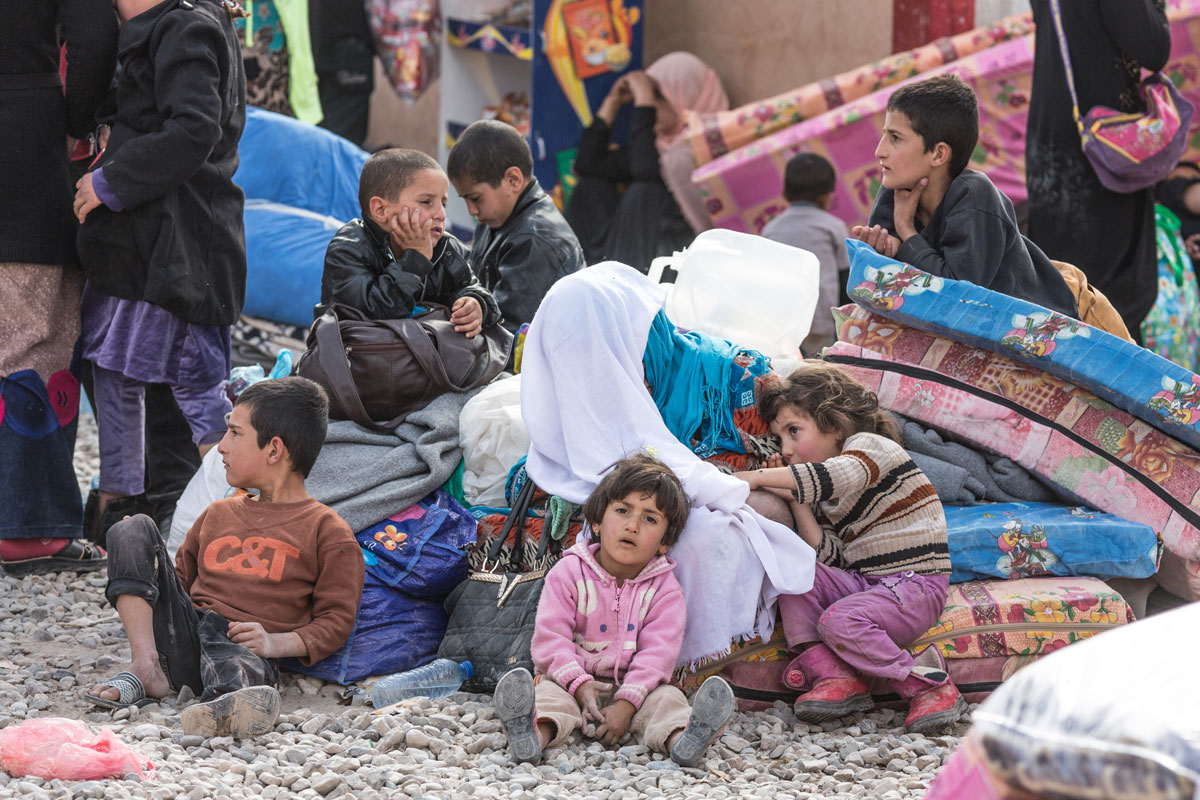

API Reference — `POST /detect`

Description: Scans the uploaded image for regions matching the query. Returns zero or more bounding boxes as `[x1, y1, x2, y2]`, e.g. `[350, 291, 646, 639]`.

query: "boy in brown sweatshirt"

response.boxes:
[85, 377, 364, 738]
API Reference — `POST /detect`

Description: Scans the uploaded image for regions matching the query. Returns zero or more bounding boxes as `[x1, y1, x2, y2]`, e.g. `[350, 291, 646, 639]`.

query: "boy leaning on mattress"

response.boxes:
[852, 74, 1130, 341]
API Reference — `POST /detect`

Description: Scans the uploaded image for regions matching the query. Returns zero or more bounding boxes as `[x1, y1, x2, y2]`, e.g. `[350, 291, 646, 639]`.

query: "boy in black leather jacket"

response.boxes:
[448, 121, 584, 333]
[318, 148, 500, 335]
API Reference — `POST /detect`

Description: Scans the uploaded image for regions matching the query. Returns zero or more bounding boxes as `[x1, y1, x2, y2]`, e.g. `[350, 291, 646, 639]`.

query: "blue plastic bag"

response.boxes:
[281, 490, 477, 684]
[282, 572, 447, 684]
[355, 490, 477, 599]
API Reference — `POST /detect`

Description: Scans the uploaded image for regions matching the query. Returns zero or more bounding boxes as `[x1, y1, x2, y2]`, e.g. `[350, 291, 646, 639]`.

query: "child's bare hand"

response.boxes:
[573, 680, 612, 724]
[227, 621, 275, 656]
[851, 224, 901, 259]
[450, 296, 483, 337]
[595, 699, 635, 745]
[389, 206, 436, 261]
[892, 177, 927, 241]
[765, 453, 786, 469]
[74, 173, 103, 223]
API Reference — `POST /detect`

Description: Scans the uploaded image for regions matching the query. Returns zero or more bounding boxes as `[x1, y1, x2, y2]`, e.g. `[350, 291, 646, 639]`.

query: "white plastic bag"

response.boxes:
[664, 228, 820, 360]
[169, 446, 236, 558]
[459, 374, 528, 507]
[968, 601, 1200, 799]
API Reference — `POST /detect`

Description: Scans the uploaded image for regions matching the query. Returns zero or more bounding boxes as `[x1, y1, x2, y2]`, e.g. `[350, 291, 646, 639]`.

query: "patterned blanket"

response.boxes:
[684, 13, 1035, 167]
[694, 0, 1200, 233]
[828, 337, 1200, 562]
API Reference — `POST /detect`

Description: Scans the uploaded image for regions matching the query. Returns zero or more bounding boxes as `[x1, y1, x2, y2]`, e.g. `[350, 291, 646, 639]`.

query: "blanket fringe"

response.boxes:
[680, 625, 763, 674]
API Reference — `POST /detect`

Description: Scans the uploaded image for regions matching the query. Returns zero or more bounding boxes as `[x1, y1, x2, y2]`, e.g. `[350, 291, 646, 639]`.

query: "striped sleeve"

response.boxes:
[788, 434, 903, 504]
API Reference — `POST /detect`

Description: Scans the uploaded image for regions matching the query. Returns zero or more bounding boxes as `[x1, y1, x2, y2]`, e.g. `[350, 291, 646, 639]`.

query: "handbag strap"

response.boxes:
[382, 308, 512, 394]
[311, 310, 381, 430]
[377, 317, 463, 390]
[1047, 0, 1087, 137]
[486, 474, 538, 567]
[312, 307, 417, 434]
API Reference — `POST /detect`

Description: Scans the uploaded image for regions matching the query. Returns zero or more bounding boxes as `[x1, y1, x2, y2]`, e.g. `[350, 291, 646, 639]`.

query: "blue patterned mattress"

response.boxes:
[845, 239, 1200, 451]
[944, 502, 1160, 583]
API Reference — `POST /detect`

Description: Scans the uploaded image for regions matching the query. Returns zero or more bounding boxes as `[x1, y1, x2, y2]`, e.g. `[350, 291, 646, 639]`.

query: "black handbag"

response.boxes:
[437, 478, 563, 692]
[294, 302, 512, 433]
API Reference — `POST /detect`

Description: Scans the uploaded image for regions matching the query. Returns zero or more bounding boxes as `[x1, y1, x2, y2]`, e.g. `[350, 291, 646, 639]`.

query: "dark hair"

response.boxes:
[886, 74, 978, 178]
[358, 148, 442, 218]
[783, 152, 836, 203]
[446, 120, 533, 186]
[582, 452, 690, 548]
[756, 360, 900, 444]
[233, 377, 329, 478]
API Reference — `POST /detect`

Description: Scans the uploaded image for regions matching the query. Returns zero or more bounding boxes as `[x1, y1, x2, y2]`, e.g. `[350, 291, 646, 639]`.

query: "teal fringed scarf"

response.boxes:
[643, 310, 759, 458]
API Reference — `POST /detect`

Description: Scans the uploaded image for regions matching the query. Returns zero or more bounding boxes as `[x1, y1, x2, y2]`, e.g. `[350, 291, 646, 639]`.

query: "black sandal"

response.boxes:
[0, 539, 106, 577]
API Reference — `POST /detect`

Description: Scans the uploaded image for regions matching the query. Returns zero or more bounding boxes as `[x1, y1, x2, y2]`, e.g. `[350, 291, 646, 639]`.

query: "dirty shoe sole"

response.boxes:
[494, 668, 542, 763]
[671, 676, 736, 767]
[906, 694, 968, 735]
[181, 685, 281, 739]
[792, 692, 874, 723]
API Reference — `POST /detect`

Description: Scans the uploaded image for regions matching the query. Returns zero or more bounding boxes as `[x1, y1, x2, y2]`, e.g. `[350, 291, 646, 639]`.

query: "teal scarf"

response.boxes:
[643, 311, 753, 457]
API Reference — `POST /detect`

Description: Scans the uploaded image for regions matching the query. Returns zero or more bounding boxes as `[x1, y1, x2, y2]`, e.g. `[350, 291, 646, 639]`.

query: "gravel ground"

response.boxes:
[0, 414, 970, 798]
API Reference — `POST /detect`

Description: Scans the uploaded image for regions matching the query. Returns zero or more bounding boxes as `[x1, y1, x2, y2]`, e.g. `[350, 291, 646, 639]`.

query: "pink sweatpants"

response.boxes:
[777, 561, 949, 682]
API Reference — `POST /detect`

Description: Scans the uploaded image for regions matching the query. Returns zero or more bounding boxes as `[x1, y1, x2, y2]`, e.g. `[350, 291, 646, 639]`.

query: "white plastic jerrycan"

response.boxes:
[663, 228, 820, 360]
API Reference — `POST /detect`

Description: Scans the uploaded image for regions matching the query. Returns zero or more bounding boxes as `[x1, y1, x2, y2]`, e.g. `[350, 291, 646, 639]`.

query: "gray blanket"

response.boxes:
[306, 389, 479, 532]
[896, 416, 1059, 505]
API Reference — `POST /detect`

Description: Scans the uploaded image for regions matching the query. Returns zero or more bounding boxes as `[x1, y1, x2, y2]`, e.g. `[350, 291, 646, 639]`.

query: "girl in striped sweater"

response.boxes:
[734, 361, 963, 733]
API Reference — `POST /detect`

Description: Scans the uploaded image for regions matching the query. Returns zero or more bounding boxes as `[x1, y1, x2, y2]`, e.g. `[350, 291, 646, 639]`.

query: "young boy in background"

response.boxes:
[85, 378, 364, 739]
[761, 153, 851, 354]
[448, 120, 585, 333]
[319, 148, 501, 335]
[855, 75, 1078, 318]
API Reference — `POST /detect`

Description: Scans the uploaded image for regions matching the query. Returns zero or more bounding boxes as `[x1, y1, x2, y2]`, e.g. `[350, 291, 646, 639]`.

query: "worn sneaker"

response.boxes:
[180, 685, 281, 739]
[670, 676, 736, 767]
[494, 668, 542, 764]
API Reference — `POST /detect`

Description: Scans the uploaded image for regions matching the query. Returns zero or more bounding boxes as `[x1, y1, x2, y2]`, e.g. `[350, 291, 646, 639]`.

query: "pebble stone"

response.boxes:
[0, 413, 973, 798]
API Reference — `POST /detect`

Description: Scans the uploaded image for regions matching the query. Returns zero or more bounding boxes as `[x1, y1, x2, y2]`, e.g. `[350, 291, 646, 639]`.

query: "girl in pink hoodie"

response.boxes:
[494, 453, 735, 767]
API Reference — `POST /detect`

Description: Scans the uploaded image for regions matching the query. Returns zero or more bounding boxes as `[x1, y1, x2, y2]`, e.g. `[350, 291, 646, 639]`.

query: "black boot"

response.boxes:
[86, 491, 156, 550]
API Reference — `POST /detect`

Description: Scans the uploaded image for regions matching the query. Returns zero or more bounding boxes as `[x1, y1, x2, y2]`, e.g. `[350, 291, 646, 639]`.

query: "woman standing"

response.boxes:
[0, 1, 117, 575]
[566, 52, 729, 272]
[1025, 0, 1171, 339]
[74, 0, 246, 545]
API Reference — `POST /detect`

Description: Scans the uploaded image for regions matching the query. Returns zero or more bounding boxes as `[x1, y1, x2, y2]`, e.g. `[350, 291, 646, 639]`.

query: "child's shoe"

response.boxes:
[790, 644, 873, 722]
[494, 668, 542, 764]
[670, 676, 736, 767]
[889, 647, 967, 734]
[180, 685, 281, 739]
[904, 682, 967, 734]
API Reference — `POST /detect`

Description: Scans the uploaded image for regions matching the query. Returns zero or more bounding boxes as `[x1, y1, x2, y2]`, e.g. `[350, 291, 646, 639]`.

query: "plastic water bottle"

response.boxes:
[370, 659, 474, 708]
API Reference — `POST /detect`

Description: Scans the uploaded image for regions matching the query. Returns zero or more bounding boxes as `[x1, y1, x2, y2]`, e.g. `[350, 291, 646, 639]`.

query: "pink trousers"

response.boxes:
[777, 561, 948, 683]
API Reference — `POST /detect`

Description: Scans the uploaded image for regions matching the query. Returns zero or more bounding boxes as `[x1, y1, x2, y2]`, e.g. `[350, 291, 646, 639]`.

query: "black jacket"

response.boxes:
[317, 218, 501, 328]
[869, 170, 1079, 319]
[469, 179, 585, 332]
[77, 0, 246, 326]
[1, 0, 117, 266]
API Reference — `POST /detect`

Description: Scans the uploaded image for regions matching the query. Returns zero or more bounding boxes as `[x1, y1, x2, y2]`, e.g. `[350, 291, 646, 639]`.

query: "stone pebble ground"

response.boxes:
[0, 414, 971, 798]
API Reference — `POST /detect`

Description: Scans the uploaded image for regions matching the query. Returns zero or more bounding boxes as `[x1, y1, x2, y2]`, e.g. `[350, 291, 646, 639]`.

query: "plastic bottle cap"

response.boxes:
[461, 661, 474, 680]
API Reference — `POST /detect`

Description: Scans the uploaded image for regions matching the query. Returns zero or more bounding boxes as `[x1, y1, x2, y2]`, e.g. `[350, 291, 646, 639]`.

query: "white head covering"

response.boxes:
[521, 262, 815, 665]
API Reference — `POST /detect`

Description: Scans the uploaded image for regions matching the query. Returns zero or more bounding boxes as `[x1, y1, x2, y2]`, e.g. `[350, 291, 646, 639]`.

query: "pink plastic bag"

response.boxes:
[0, 718, 153, 781]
